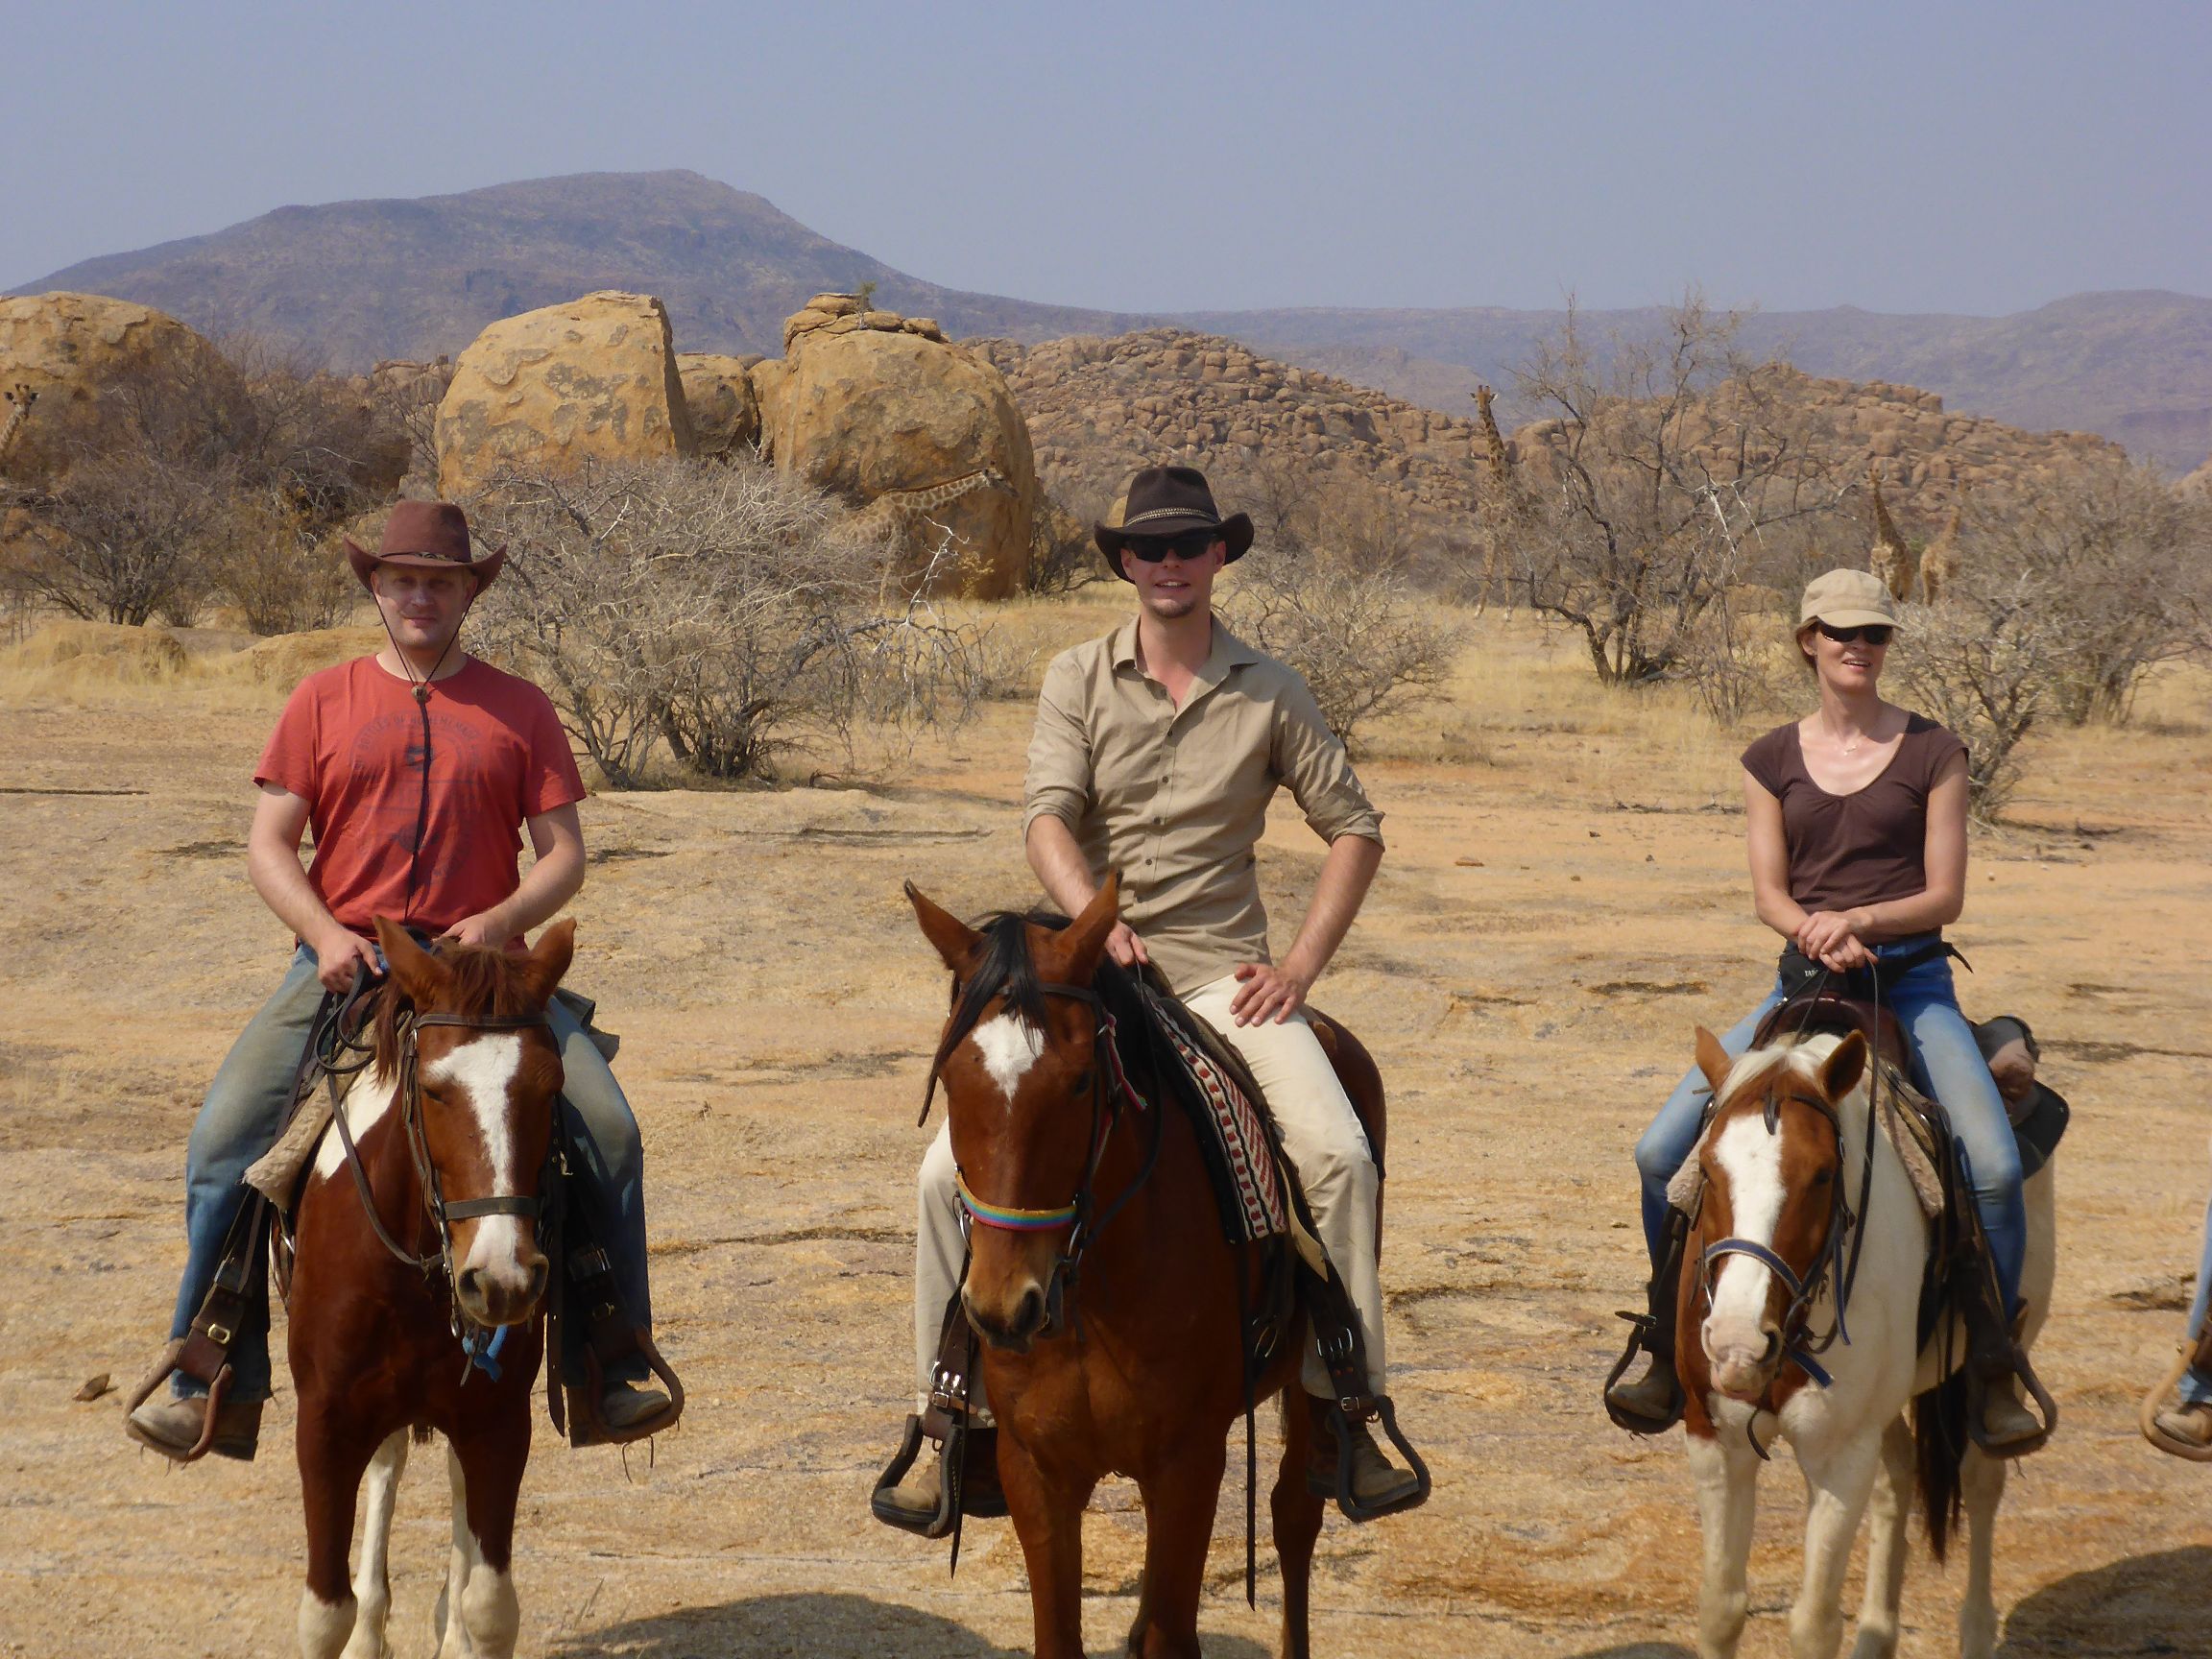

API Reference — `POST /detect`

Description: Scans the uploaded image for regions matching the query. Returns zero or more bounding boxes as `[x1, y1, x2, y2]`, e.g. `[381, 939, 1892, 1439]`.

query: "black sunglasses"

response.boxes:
[1814, 620, 1894, 646]
[1121, 530, 1222, 564]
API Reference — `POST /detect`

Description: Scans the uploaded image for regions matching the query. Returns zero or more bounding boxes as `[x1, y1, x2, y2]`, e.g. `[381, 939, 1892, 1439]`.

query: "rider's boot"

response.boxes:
[600, 1380, 672, 1432]
[124, 1394, 263, 1463]
[2152, 1399, 2212, 1452]
[871, 1415, 1004, 1536]
[1957, 1258, 2047, 1455]
[1304, 1398, 1423, 1515]
[1605, 1209, 1689, 1433]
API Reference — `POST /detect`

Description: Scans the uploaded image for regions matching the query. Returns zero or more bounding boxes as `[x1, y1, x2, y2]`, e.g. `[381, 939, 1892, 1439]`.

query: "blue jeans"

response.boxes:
[2181, 1186, 2212, 1406]
[1633, 936, 2028, 1313]
[168, 943, 653, 1399]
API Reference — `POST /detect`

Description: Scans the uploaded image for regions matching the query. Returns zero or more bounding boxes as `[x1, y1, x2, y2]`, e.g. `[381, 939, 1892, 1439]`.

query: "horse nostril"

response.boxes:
[1015, 1286, 1046, 1336]
[526, 1261, 548, 1302]
[1759, 1328, 1782, 1364]
[457, 1267, 485, 1305]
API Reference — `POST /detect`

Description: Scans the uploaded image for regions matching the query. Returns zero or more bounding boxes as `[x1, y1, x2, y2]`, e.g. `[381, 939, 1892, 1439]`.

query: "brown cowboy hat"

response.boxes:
[1094, 465, 1254, 581]
[345, 500, 506, 593]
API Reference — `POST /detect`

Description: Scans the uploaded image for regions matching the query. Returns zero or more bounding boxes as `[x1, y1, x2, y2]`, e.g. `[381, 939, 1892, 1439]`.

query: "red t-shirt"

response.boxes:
[255, 657, 587, 935]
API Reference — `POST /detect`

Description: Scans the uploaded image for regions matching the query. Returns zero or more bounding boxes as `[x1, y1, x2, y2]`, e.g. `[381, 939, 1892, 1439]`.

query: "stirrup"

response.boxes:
[1312, 1396, 1431, 1523]
[120, 1340, 232, 1465]
[2139, 1348, 2212, 1463]
[869, 1413, 1007, 1537]
[1603, 1312, 1684, 1434]
[562, 1330, 685, 1449]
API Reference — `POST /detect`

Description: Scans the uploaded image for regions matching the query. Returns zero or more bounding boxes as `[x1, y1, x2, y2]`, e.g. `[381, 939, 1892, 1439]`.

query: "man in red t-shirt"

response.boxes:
[127, 501, 673, 1460]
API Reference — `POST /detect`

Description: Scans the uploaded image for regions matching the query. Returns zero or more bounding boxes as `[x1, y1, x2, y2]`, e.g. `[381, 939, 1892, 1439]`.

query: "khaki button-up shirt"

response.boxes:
[1022, 619, 1384, 995]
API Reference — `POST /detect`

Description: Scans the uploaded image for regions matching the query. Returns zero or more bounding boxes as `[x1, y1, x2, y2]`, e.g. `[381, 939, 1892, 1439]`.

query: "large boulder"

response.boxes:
[676, 353, 760, 460]
[435, 292, 695, 496]
[0, 292, 245, 490]
[768, 296, 1038, 596]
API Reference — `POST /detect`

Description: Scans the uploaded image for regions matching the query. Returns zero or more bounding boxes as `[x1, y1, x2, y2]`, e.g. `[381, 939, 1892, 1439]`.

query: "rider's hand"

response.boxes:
[312, 926, 382, 993]
[1797, 909, 1874, 973]
[1229, 961, 1310, 1026]
[440, 911, 510, 951]
[1105, 921, 1149, 972]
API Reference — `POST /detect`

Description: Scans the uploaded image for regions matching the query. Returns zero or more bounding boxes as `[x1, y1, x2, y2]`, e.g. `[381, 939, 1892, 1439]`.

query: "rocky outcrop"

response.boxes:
[676, 353, 761, 460]
[767, 295, 1036, 596]
[973, 327, 1495, 556]
[0, 291, 243, 489]
[434, 291, 695, 496]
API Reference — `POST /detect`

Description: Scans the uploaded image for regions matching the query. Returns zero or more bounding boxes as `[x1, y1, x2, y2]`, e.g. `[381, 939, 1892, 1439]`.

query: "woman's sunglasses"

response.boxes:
[1814, 621, 1894, 647]
[1121, 530, 1223, 564]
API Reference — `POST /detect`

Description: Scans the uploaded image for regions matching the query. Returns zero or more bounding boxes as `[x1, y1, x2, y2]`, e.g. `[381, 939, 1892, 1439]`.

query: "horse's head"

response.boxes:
[374, 917, 574, 1328]
[1691, 1024, 1866, 1403]
[908, 877, 1121, 1354]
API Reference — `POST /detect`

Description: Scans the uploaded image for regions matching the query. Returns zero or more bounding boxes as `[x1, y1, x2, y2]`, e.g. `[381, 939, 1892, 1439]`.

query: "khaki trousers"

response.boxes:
[913, 973, 1387, 1413]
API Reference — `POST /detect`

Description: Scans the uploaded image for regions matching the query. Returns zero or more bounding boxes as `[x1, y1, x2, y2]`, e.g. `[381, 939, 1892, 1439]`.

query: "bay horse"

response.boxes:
[1675, 1023, 2056, 1659]
[288, 918, 572, 1659]
[906, 876, 1384, 1659]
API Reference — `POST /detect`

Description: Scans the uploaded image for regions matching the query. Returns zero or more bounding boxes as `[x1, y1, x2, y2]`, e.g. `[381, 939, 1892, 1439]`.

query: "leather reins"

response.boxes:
[315, 968, 554, 1284]
[930, 979, 1163, 1335]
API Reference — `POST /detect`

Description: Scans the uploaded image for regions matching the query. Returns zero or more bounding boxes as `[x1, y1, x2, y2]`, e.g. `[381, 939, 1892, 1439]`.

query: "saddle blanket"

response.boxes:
[1143, 1001, 1289, 1246]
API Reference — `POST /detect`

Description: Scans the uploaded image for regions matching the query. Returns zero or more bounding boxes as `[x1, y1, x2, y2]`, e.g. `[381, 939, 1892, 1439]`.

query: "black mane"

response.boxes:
[921, 909, 1148, 1118]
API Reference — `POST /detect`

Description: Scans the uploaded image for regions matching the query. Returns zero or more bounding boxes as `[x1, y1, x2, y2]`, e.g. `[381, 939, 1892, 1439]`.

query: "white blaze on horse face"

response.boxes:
[421, 1033, 531, 1286]
[1707, 1109, 1789, 1357]
[971, 1013, 1046, 1107]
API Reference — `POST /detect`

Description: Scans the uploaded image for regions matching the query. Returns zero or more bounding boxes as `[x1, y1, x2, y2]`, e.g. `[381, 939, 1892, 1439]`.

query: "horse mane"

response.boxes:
[370, 942, 543, 1074]
[922, 910, 1143, 1111]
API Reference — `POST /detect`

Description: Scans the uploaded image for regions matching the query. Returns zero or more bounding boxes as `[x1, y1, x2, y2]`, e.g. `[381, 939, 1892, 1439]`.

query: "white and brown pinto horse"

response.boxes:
[1676, 1025, 2056, 1659]
[288, 919, 572, 1659]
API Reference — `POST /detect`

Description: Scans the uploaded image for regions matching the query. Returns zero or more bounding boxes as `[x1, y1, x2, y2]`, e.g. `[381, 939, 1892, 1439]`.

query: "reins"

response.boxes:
[934, 980, 1164, 1334]
[316, 966, 553, 1287]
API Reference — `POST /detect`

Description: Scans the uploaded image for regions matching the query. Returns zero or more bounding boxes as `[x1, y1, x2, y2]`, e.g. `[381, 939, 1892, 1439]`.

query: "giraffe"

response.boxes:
[854, 466, 1017, 583]
[1919, 501, 1962, 604]
[0, 383, 37, 481]
[1472, 383, 1526, 615]
[1865, 464, 1918, 604]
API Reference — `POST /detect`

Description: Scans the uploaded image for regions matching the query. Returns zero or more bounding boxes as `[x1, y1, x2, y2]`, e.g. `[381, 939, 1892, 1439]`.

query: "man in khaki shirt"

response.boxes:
[879, 465, 1420, 1526]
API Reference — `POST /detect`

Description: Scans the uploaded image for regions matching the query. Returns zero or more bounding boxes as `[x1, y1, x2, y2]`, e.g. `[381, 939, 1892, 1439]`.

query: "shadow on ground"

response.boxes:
[1570, 1647, 1695, 1659]
[1996, 1545, 2211, 1655]
[548, 1591, 1272, 1658]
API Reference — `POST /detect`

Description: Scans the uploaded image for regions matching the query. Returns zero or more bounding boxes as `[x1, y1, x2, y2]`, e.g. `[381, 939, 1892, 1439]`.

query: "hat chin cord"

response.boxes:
[372, 591, 476, 931]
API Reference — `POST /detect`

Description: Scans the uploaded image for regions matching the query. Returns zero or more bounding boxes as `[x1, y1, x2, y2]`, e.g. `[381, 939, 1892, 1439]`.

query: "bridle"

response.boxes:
[1696, 1074, 1859, 1398]
[316, 969, 556, 1286]
[926, 978, 1161, 1335]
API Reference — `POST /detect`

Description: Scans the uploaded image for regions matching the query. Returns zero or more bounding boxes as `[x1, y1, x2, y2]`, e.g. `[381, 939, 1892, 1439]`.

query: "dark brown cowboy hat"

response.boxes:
[345, 500, 506, 593]
[1094, 465, 1254, 581]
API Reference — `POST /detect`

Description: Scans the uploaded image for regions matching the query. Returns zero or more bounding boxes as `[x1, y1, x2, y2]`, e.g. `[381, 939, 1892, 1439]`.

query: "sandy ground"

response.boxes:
[3, 603, 2210, 1658]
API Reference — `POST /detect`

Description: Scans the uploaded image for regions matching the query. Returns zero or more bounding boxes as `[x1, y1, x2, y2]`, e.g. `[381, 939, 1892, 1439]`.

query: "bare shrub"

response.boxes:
[1221, 513, 1456, 757]
[1890, 571, 2062, 822]
[205, 493, 358, 635]
[467, 459, 995, 787]
[1957, 464, 2209, 725]
[1510, 296, 1853, 686]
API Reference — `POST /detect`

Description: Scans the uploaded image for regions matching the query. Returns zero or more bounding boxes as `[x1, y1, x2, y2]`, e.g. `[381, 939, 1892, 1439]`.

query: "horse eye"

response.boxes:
[1073, 1070, 1095, 1094]
[1812, 1168, 1834, 1187]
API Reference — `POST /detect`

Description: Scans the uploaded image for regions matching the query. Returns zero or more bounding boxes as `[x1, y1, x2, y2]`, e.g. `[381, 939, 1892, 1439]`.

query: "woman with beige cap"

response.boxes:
[1605, 568, 2042, 1453]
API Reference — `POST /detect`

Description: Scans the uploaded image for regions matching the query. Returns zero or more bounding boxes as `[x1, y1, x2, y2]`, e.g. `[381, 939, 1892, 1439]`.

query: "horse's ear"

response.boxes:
[906, 881, 981, 972]
[517, 917, 576, 1008]
[1694, 1025, 1733, 1095]
[1821, 1031, 1868, 1100]
[1050, 873, 1120, 980]
[374, 917, 449, 1005]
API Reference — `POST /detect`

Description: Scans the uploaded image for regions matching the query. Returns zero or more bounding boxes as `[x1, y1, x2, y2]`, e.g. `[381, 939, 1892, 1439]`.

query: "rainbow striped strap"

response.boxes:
[955, 1169, 1079, 1232]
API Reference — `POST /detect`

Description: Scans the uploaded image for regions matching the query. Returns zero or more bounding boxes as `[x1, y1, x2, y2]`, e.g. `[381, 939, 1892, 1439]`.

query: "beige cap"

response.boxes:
[1799, 567, 1903, 630]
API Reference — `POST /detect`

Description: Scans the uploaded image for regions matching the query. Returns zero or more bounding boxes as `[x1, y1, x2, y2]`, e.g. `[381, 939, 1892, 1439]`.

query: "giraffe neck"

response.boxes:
[0, 390, 33, 472]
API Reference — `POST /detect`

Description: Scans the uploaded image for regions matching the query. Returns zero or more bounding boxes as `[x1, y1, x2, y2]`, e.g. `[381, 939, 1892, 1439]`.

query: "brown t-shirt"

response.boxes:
[1741, 715, 1967, 915]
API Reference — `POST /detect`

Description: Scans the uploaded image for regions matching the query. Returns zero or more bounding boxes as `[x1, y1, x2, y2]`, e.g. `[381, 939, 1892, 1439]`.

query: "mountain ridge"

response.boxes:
[15, 170, 2211, 470]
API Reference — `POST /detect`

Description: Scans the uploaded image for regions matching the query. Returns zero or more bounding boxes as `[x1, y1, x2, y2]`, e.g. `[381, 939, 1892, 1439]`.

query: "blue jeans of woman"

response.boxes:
[2179, 1185, 2212, 1406]
[1632, 936, 2027, 1314]
[166, 943, 653, 1400]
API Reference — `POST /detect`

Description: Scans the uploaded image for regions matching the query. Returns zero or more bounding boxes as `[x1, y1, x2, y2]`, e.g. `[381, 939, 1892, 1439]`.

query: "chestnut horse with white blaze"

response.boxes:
[1676, 1025, 2056, 1659]
[288, 919, 573, 1659]
[908, 877, 1383, 1659]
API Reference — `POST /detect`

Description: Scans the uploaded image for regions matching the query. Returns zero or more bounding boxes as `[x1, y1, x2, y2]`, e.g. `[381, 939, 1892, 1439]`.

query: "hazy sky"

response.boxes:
[4, 0, 2205, 316]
